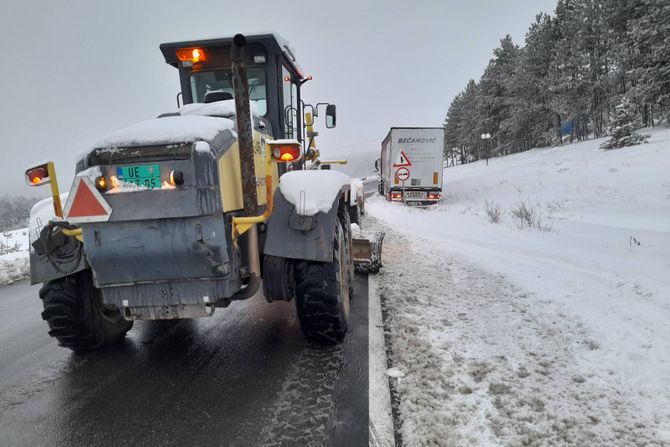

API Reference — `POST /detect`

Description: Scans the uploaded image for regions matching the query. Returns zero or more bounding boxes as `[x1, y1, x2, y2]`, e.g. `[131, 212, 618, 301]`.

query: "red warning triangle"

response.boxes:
[64, 177, 111, 223]
[393, 150, 412, 167]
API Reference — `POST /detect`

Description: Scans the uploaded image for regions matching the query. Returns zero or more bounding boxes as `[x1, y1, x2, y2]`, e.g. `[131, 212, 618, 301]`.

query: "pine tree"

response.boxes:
[522, 13, 561, 147]
[442, 0, 666, 159]
[628, 0, 670, 123]
[444, 93, 464, 164]
[601, 97, 648, 149]
[479, 35, 521, 155]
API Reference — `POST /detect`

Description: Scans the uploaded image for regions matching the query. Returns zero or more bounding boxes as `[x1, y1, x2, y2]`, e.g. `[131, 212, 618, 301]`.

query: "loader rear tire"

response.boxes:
[39, 269, 133, 353]
[338, 204, 355, 299]
[295, 219, 351, 344]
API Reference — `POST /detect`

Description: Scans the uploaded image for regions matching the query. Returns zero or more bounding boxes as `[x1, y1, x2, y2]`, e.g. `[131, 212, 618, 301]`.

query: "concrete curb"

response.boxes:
[368, 274, 395, 447]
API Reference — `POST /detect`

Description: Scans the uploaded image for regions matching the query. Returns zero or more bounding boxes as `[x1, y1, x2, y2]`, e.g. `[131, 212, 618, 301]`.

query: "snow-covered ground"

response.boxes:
[367, 126, 670, 445]
[0, 228, 30, 286]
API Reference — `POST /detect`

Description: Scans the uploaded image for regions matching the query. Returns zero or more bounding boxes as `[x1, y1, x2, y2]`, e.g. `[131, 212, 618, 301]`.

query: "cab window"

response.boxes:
[282, 66, 298, 139]
[190, 68, 267, 116]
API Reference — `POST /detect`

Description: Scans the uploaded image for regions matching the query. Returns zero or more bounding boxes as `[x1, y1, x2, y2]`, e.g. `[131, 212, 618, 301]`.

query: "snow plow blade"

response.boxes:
[352, 232, 385, 274]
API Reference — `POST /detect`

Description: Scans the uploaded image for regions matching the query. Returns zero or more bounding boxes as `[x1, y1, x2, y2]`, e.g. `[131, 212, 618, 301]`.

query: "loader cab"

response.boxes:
[160, 34, 305, 141]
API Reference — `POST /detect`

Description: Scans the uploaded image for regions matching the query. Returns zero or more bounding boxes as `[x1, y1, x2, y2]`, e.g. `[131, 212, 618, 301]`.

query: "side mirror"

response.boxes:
[374, 159, 380, 172]
[325, 104, 336, 128]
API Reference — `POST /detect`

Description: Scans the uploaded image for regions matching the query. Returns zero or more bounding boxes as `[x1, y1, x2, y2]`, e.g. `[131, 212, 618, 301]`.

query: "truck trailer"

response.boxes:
[376, 127, 444, 205]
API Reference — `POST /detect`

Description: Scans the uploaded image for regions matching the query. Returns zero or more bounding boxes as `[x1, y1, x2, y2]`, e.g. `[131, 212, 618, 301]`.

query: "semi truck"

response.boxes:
[24, 33, 382, 352]
[376, 127, 444, 205]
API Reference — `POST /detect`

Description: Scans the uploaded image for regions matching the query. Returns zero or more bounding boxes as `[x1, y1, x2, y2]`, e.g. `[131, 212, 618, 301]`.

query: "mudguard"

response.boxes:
[263, 189, 343, 263]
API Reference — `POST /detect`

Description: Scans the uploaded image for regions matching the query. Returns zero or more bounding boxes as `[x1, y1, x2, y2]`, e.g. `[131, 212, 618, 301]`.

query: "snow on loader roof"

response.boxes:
[83, 99, 264, 159]
[91, 115, 234, 150]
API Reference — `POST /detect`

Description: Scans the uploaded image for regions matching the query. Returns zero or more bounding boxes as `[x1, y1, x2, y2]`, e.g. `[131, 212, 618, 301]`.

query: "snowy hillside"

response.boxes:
[368, 126, 670, 445]
[0, 228, 30, 285]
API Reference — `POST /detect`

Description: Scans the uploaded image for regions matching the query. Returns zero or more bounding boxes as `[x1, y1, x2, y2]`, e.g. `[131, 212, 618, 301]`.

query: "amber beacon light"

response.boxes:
[176, 48, 206, 64]
[268, 140, 302, 163]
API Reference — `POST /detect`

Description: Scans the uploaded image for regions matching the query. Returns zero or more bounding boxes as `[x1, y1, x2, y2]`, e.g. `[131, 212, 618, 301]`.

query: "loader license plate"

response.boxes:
[116, 164, 161, 189]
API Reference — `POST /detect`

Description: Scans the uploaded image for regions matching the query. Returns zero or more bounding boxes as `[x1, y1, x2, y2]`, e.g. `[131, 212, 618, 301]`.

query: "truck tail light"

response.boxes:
[428, 192, 441, 200]
[268, 140, 302, 163]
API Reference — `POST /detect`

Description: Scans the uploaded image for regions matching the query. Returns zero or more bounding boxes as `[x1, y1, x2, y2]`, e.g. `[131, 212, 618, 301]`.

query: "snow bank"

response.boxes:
[0, 228, 29, 258]
[442, 126, 670, 232]
[0, 257, 29, 286]
[278, 170, 350, 216]
[178, 99, 260, 118]
[92, 115, 234, 149]
[367, 126, 670, 444]
[0, 228, 30, 286]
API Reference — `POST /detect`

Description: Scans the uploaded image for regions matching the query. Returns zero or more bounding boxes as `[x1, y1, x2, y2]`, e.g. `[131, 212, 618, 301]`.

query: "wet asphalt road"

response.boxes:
[0, 274, 369, 446]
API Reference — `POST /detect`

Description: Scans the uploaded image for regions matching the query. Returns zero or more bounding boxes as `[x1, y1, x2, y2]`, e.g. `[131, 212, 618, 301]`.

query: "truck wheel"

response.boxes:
[39, 269, 133, 353]
[295, 219, 351, 344]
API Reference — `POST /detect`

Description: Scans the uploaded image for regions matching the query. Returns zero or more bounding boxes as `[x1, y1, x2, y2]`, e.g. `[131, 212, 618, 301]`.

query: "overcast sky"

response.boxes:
[0, 0, 556, 197]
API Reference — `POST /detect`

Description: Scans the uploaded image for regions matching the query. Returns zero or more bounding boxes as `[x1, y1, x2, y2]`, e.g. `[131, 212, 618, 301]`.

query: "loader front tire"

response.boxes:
[39, 269, 133, 353]
[295, 219, 351, 344]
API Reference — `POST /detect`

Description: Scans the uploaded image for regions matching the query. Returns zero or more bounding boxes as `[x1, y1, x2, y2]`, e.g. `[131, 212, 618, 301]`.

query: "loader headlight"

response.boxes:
[169, 170, 184, 186]
[95, 175, 107, 192]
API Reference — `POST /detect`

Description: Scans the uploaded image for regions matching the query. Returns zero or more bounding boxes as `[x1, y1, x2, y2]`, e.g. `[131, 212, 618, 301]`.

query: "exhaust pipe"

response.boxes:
[230, 33, 261, 301]
[231, 33, 258, 216]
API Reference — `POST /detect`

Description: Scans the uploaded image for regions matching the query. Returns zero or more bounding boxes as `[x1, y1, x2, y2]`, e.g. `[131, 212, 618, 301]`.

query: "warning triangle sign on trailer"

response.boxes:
[393, 150, 412, 167]
[63, 176, 112, 224]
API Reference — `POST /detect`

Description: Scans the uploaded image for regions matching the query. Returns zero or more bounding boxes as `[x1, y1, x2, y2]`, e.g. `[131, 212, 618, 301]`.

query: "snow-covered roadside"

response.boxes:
[371, 219, 666, 446]
[0, 228, 30, 286]
[367, 127, 670, 445]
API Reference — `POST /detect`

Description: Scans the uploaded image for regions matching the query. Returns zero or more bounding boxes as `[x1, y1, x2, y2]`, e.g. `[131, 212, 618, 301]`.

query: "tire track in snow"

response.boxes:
[258, 343, 345, 446]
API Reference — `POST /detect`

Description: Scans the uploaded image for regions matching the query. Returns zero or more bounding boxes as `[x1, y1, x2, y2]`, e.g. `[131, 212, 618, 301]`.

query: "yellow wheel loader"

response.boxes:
[25, 33, 382, 352]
